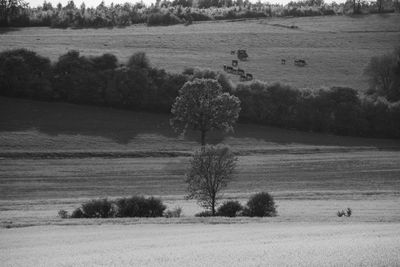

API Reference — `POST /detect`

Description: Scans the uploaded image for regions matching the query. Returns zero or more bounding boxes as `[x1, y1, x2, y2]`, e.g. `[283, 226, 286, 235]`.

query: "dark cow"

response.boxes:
[246, 73, 253, 81]
[237, 49, 248, 61]
[231, 50, 236, 55]
[237, 68, 245, 75]
[223, 65, 227, 71]
[240, 75, 247, 82]
[227, 66, 233, 73]
[232, 60, 238, 67]
[281, 59, 286, 65]
[294, 59, 306, 66]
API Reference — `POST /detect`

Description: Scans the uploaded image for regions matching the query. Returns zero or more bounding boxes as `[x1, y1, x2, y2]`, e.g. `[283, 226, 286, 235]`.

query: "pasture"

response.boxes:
[1, 223, 400, 266]
[1, 14, 400, 90]
[1, 96, 400, 227]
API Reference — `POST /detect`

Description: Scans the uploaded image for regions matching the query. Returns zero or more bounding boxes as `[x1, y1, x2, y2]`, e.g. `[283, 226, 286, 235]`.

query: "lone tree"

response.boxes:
[364, 47, 400, 102]
[170, 78, 241, 146]
[186, 145, 237, 216]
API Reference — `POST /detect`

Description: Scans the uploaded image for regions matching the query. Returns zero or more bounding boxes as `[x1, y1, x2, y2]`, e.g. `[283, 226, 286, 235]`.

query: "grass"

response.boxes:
[1, 223, 400, 266]
[1, 14, 399, 91]
[0, 96, 399, 225]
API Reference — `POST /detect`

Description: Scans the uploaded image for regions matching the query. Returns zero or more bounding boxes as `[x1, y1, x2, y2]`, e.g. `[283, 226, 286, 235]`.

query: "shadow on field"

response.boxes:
[0, 97, 399, 148]
[0, 28, 21, 34]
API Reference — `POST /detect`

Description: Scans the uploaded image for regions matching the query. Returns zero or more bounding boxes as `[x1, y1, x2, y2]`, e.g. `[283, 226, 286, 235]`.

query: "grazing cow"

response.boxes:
[232, 60, 238, 67]
[240, 75, 247, 82]
[223, 65, 227, 71]
[294, 59, 306, 66]
[227, 66, 233, 73]
[231, 68, 239, 75]
[231, 50, 236, 55]
[246, 73, 253, 81]
[237, 49, 248, 61]
[237, 68, 245, 75]
[281, 59, 286, 65]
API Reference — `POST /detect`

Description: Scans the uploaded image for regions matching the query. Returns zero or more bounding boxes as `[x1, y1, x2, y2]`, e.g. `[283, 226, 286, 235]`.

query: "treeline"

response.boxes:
[2, 0, 398, 28]
[0, 48, 399, 139]
[0, 49, 187, 112]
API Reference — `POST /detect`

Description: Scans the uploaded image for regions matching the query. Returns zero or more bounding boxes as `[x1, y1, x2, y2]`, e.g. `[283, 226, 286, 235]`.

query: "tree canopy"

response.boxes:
[170, 78, 241, 146]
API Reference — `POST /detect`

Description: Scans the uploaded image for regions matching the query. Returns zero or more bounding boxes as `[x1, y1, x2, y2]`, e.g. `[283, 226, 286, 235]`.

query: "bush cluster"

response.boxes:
[196, 192, 277, 217]
[68, 196, 166, 218]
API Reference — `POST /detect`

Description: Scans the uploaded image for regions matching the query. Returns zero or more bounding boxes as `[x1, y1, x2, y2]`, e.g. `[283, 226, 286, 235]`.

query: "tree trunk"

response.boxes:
[200, 130, 206, 147]
[211, 198, 216, 216]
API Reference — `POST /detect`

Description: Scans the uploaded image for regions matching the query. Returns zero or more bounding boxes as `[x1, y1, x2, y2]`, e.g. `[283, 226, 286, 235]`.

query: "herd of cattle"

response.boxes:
[223, 49, 253, 81]
[223, 49, 307, 82]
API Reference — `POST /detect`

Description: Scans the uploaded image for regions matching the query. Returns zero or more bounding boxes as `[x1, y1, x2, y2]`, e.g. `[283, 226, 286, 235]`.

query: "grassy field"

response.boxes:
[1, 223, 400, 266]
[1, 14, 399, 90]
[1, 96, 399, 227]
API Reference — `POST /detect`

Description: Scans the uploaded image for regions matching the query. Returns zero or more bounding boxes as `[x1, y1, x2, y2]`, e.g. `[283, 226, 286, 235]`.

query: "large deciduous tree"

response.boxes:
[170, 78, 241, 146]
[185, 145, 237, 216]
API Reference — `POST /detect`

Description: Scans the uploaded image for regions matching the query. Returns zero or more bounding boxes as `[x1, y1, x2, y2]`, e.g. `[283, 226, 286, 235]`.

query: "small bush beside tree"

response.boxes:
[244, 192, 277, 217]
[216, 200, 243, 217]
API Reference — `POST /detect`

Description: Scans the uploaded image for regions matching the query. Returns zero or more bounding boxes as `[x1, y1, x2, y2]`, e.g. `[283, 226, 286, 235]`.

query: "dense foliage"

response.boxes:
[0, 48, 186, 112]
[69, 196, 166, 218]
[2, 0, 397, 28]
[216, 200, 243, 217]
[170, 78, 241, 145]
[243, 192, 277, 217]
[0, 48, 399, 139]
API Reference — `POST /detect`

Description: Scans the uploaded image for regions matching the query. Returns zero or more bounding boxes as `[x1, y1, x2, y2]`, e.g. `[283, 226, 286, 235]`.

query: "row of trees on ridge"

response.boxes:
[1, 0, 398, 27]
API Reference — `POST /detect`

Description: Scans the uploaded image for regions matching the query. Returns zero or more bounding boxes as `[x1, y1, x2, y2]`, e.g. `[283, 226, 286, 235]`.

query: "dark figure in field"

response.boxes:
[294, 59, 306, 66]
[281, 59, 286, 65]
[246, 73, 253, 80]
[237, 49, 248, 61]
[237, 69, 245, 75]
[232, 60, 238, 67]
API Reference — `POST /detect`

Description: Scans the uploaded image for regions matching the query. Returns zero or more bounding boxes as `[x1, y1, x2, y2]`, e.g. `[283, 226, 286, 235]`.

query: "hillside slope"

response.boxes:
[1, 97, 399, 156]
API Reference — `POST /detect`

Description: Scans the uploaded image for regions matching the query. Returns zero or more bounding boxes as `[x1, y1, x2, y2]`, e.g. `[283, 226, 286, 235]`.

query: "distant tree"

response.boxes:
[185, 145, 237, 216]
[364, 48, 400, 101]
[127, 51, 150, 69]
[0, 0, 26, 26]
[170, 78, 241, 146]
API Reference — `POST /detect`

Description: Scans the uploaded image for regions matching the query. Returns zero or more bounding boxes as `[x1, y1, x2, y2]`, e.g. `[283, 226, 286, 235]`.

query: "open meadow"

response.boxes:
[1, 14, 400, 264]
[1, 96, 399, 227]
[1, 14, 400, 90]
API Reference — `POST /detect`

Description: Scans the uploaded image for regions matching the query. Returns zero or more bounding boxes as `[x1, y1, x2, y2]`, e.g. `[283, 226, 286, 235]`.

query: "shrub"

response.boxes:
[164, 206, 183, 218]
[58, 209, 69, 219]
[81, 198, 116, 218]
[244, 192, 277, 217]
[71, 208, 84, 218]
[346, 207, 352, 217]
[147, 12, 182, 26]
[127, 51, 150, 69]
[216, 201, 243, 217]
[195, 210, 213, 217]
[115, 196, 166, 217]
